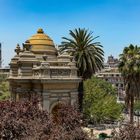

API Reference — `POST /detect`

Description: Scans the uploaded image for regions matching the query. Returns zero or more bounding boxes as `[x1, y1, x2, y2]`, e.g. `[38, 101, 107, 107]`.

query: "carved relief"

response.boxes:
[71, 70, 77, 76]
[58, 69, 70, 76]
[44, 83, 78, 90]
[50, 69, 70, 77]
[33, 71, 39, 77]
[43, 69, 50, 76]
[51, 69, 58, 76]
[41, 62, 50, 68]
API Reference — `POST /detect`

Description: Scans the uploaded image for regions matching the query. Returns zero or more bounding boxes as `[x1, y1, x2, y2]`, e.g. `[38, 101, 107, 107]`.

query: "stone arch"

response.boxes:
[50, 102, 63, 122]
[50, 101, 62, 113]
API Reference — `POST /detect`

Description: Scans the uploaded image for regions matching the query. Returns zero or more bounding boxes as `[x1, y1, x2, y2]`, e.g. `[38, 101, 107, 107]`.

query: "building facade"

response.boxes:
[0, 67, 10, 81]
[8, 28, 81, 112]
[0, 43, 2, 68]
[0, 43, 10, 80]
[107, 55, 119, 68]
[96, 55, 125, 103]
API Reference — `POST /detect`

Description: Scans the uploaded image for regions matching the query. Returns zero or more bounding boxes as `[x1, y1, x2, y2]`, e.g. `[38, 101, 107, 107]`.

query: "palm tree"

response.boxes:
[59, 28, 104, 79]
[59, 28, 104, 110]
[119, 44, 140, 123]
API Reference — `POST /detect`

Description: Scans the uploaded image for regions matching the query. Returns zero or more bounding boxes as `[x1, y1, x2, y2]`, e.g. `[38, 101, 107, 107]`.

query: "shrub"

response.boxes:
[0, 100, 90, 140]
[113, 124, 140, 140]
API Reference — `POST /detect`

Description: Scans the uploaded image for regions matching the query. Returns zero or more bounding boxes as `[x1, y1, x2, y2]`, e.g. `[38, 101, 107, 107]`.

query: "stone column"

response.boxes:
[42, 92, 50, 112]
[70, 91, 78, 106]
[16, 93, 20, 101]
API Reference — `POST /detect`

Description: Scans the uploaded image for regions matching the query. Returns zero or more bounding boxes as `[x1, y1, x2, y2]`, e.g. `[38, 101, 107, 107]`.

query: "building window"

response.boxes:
[121, 84, 123, 87]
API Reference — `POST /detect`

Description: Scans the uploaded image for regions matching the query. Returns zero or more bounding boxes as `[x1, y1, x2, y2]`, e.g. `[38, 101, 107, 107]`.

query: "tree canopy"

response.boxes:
[83, 76, 122, 123]
[59, 28, 104, 79]
[0, 81, 10, 100]
[118, 44, 140, 123]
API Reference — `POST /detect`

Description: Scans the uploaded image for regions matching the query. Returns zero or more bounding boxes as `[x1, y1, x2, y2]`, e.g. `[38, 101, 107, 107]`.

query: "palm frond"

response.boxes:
[59, 28, 104, 79]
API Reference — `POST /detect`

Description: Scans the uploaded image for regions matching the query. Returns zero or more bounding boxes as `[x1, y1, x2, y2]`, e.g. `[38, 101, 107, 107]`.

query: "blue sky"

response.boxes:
[0, 0, 140, 66]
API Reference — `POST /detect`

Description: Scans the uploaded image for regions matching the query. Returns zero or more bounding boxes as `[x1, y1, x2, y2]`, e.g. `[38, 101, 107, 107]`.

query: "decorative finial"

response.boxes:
[15, 44, 21, 55]
[72, 57, 76, 63]
[25, 40, 30, 44]
[23, 40, 31, 51]
[43, 53, 47, 61]
[71, 57, 76, 66]
[37, 28, 44, 34]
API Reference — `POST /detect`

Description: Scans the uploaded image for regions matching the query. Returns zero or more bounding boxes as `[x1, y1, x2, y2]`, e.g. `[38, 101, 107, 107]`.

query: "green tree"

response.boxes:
[0, 81, 10, 100]
[83, 76, 122, 123]
[59, 28, 104, 109]
[118, 44, 140, 123]
[134, 100, 140, 110]
[59, 28, 104, 79]
[0, 74, 7, 83]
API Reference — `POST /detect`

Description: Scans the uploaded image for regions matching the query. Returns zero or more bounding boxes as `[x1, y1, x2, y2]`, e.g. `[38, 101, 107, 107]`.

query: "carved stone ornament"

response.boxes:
[34, 70, 40, 76]
[23, 40, 31, 51]
[50, 69, 70, 76]
[41, 62, 50, 68]
[15, 44, 21, 55]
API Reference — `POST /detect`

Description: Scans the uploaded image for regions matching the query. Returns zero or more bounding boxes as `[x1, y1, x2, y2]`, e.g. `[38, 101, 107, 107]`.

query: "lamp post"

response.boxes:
[89, 115, 94, 138]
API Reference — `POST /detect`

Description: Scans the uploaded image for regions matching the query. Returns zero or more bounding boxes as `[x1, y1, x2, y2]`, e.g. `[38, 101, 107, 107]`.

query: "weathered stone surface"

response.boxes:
[8, 28, 81, 112]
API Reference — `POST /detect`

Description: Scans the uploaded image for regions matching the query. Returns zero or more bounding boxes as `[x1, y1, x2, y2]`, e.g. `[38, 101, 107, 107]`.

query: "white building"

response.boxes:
[96, 55, 125, 103]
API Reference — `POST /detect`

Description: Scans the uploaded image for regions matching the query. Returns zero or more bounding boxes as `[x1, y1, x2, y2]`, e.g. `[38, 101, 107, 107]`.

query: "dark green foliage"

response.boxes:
[118, 44, 140, 123]
[59, 28, 104, 79]
[59, 28, 104, 110]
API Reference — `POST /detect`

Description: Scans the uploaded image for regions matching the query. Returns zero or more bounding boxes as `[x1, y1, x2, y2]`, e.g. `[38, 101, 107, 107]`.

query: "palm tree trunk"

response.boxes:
[78, 81, 83, 112]
[130, 96, 134, 124]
